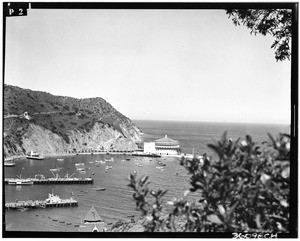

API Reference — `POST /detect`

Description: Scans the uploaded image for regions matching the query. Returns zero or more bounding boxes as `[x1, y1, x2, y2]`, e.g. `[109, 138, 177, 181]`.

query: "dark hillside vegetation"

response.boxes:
[3, 84, 141, 157]
[4, 84, 139, 137]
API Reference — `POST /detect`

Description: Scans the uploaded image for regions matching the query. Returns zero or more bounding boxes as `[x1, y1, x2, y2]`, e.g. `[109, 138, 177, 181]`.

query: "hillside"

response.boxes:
[3, 84, 142, 158]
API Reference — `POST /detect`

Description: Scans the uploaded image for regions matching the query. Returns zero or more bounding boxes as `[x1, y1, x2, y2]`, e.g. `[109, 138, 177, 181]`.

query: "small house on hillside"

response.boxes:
[21, 111, 30, 120]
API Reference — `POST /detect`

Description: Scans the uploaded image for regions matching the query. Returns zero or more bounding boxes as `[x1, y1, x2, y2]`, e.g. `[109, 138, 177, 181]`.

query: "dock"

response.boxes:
[5, 177, 93, 185]
[5, 193, 78, 210]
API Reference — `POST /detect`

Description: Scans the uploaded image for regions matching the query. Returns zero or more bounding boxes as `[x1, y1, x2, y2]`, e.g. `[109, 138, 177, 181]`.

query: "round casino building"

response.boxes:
[143, 135, 181, 155]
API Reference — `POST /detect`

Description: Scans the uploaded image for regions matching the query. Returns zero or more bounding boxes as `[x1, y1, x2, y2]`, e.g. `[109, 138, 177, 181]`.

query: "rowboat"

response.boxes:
[92, 187, 106, 191]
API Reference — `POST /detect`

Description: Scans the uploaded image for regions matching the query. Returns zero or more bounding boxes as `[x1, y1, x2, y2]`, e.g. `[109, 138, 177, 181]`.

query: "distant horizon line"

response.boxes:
[3, 84, 291, 126]
[132, 119, 291, 126]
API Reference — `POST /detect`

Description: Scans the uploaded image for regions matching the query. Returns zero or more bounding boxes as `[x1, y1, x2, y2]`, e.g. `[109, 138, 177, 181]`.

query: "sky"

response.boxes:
[4, 7, 291, 124]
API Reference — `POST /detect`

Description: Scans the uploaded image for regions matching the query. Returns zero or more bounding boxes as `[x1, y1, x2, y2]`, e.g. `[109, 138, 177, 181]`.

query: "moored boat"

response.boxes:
[95, 160, 106, 164]
[26, 151, 44, 160]
[57, 158, 64, 161]
[92, 186, 106, 191]
[75, 162, 85, 167]
[18, 207, 29, 212]
[157, 161, 166, 167]
[8, 179, 34, 185]
[4, 159, 16, 167]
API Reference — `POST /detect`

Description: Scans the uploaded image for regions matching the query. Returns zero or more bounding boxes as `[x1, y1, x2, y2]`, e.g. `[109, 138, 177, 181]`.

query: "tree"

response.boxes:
[226, 9, 292, 61]
[128, 133, 290, 233]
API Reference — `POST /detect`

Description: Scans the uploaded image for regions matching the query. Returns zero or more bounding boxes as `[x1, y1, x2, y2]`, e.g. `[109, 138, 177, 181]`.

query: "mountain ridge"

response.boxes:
[3, 84, 142, 158]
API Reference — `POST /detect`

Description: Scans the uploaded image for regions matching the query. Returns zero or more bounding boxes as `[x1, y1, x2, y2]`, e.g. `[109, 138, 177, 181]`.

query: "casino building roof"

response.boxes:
[143, 135, 181, 155]
[155, 135, 179, 146]
[154, 135, 180, 155]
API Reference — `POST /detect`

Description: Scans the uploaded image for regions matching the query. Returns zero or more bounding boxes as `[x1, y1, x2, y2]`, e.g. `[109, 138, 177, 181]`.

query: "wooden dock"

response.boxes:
[4, 177, 93, 185]
[5, 193, 78, 210]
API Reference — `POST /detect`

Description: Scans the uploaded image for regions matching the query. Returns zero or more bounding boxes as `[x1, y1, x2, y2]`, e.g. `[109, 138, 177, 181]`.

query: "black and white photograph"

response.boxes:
[2, 2, 297, 238]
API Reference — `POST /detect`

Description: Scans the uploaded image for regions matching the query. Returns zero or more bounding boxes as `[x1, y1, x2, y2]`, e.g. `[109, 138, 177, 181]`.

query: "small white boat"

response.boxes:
[157, 161, 166, 167]
[18, 207, 29, 212]
[75, 163, 85, 167]
[4, 160, 15, 167]
[96, 160, 106, 164]
[92, 186, 106, 191]
[26, 151, 44, 160]
[57, 158, 64, 161]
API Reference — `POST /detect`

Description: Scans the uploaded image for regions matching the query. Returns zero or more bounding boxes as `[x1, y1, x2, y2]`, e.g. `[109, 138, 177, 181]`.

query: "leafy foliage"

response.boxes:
[128, 133, 290, 232]
[226, 9, 292, 61]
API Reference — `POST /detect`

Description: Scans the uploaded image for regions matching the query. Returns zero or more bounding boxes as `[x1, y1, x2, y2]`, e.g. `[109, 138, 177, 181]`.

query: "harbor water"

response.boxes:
[4, 120, 290, 232]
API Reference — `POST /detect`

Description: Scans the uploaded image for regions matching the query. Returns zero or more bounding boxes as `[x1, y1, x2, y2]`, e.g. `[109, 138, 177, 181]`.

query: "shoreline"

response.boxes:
[5, 152, 196, 162]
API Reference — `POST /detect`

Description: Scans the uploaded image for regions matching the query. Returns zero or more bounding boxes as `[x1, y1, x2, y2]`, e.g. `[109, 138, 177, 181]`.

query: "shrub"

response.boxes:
[86, 110, 93, 115]
[63, 105, 70, 111]
[128, 132, 290, 233]
[59, 132, 70, 144]
[73, 106, 79, 113]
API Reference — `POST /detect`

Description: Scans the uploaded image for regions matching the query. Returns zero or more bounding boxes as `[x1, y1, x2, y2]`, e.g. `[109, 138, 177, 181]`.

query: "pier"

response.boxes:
[5, 177, 93, 185]
[5, 193, 78, 210]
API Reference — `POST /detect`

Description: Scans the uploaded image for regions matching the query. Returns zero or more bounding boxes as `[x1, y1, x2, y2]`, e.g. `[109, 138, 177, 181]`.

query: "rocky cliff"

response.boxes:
[3, 84, 142, 158]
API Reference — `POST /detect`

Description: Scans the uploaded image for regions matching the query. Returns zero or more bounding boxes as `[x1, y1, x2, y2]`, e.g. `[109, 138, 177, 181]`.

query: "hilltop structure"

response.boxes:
[143, 135, 180, 155]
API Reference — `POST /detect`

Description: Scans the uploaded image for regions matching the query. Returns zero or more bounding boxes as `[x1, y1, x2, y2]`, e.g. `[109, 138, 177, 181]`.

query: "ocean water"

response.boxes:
[4, 120, 290, 233]
[134, 120, 290, 157]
